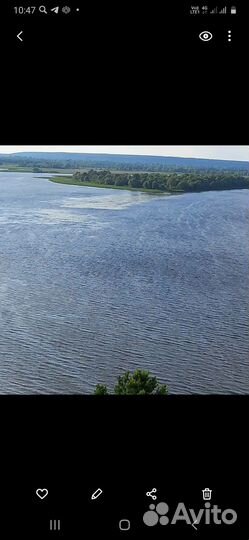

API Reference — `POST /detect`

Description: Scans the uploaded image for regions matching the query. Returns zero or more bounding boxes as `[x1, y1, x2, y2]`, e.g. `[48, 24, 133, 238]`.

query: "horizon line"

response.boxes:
[0, 151, 248, 162]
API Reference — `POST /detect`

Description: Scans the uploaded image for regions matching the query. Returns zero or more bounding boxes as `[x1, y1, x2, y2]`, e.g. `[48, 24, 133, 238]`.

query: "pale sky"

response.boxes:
[0, 146, 248, 161]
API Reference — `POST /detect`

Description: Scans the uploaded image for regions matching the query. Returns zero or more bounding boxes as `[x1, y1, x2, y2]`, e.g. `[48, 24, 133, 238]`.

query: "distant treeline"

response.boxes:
[0, 155, 249, 174]
[0, 158, 70, 169]
[73, 169, 249, 192]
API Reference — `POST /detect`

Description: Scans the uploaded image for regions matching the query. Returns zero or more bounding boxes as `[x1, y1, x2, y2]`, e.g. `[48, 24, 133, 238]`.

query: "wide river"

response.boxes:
[0, 172, 248, 394]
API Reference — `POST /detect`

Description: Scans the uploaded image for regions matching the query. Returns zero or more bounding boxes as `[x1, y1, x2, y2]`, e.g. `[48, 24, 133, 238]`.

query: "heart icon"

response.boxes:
[36, 488, 48, 500]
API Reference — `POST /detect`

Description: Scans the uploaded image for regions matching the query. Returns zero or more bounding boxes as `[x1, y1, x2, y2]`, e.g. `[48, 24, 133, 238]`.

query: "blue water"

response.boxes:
[0, 172, 248, 394]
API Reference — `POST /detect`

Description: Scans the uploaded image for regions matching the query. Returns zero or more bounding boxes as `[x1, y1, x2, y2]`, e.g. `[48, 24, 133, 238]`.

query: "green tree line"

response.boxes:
[73, 169, 249, 192]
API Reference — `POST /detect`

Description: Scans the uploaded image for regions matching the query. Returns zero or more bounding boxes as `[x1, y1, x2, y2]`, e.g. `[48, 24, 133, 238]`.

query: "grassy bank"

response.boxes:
[47, 175, 176, 195]
[0, 165, 81, 173]
[0, 166, 36, 172]
[0, 165, 63, 173]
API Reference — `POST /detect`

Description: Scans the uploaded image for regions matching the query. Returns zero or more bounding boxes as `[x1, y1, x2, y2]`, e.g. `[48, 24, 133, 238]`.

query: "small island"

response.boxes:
[48, 168, 249, 194]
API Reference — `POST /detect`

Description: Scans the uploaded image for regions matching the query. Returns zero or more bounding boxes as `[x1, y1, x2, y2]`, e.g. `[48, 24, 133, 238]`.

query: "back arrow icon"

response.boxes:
[17, 31, 23, 42]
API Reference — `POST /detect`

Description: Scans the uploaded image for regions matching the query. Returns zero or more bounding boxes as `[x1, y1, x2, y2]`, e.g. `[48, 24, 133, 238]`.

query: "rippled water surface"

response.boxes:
[0, 172, 248, 394]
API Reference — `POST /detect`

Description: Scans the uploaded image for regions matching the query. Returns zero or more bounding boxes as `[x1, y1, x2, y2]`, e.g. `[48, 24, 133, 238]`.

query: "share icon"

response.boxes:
[146, 488, 157, 500]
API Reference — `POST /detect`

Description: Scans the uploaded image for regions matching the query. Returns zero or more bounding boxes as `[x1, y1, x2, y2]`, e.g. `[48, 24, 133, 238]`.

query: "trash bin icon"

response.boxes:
[202, 488, 212, 501]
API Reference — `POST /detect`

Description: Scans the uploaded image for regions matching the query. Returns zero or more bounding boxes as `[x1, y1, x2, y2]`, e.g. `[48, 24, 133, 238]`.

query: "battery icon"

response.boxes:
[231, 6, 236, 14]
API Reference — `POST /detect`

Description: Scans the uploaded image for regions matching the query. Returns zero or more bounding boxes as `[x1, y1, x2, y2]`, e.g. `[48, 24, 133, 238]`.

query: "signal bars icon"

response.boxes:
[210, 6, 227, 14]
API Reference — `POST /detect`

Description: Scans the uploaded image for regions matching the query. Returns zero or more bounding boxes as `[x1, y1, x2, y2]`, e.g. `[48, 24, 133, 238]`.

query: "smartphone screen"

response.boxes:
[0, 1, 248, 538]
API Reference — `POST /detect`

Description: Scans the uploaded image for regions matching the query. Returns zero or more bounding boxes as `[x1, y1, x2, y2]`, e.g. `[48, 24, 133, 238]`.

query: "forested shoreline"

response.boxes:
[1, 153, 248, 193]
[73, 169, 249, 192]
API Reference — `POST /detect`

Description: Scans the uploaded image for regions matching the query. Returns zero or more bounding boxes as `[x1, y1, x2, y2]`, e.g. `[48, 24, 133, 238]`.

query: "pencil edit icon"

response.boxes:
[91, 488, 103, 500]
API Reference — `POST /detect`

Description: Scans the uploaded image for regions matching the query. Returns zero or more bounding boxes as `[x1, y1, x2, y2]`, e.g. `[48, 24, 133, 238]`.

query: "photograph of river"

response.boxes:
[0, 146, 248, 394]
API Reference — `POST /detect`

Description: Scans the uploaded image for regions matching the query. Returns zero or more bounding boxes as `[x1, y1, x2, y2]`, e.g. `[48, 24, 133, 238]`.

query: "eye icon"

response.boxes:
[199, 31, 213, 41]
